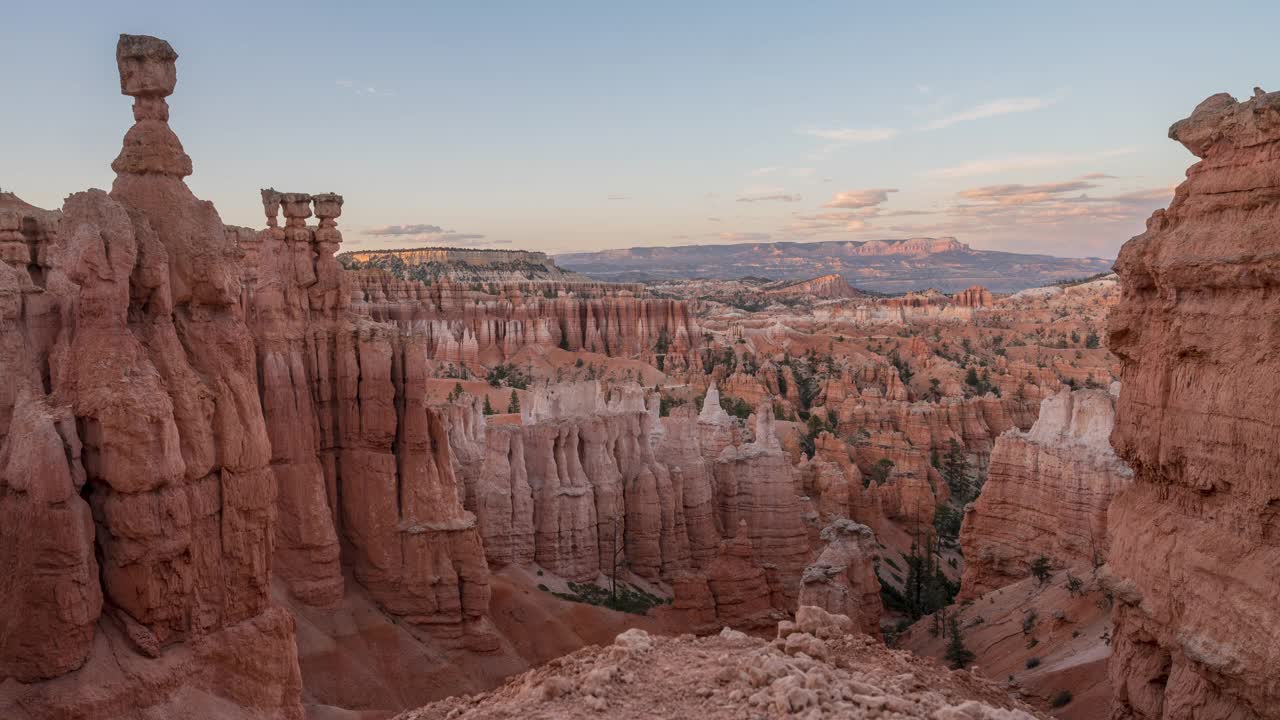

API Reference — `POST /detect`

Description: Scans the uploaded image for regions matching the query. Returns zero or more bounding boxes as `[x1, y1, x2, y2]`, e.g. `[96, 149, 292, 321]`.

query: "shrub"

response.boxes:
[1065, 572, 1084, 596]
[865, 458, 895, 487]
[1022, 608, 1038, 635]
[1025, 656, 1041, 669]
[1051, 690, 1073, 708]
[1030, 555, 1052, 584]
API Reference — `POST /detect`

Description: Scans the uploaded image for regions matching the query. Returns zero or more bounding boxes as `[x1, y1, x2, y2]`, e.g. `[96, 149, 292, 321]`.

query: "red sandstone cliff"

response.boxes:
[1107, 89, 1280, 720]
[346, 267, 701, 372]
[0, 35, 302, 718]
[243, 189, 494, 651]
[797, 519, 884, 635]
[959, 387, 1131, 599]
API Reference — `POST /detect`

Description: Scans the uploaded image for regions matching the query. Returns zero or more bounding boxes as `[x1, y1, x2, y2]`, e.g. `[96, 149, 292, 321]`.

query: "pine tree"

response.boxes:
[482, 396, 494, 416]
[941, 439, 971, 500]
[1031, 555, 1052, 584]
[944, 615, 975, 669]
[507, 389, 520, 414]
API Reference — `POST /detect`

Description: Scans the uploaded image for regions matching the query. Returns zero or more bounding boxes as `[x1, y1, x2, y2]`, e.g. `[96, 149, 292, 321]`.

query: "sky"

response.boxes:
[4, 1, 1278, 259]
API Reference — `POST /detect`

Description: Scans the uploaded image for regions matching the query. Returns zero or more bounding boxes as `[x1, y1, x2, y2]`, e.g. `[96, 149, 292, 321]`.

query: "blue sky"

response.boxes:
[4, 1, 1277, 258]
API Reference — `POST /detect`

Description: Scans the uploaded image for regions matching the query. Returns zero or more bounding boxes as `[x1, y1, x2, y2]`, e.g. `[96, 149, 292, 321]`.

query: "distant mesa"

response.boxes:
[339, 246, 582, 284]
[556, 236, 1114, 293]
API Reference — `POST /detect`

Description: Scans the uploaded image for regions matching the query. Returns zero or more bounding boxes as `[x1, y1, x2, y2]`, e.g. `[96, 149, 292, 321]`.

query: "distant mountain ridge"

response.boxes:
[556, 237, 1114, 293]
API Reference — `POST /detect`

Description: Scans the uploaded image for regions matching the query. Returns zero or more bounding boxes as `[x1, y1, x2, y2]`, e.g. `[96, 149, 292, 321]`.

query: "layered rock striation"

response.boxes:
[0, 34, 303, 718]
[797, 519, 884, 635]
[1106, 89, 1280, 720]
[243, 189, 493, 651]
[959, 387, 1132, 598]
[344, 266, 701, 372]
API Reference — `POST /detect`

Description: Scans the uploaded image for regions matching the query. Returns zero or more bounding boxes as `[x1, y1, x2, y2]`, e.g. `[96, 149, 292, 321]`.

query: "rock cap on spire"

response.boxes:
[116, 34, 178, 98]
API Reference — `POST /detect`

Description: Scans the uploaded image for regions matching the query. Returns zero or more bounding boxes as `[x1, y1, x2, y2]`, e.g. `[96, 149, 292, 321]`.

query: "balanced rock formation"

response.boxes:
[797, 519, 883, 635]
[959, 387, 1132, 598]
[0, 34, 304, 718]
[1106, 89, 1280, 720]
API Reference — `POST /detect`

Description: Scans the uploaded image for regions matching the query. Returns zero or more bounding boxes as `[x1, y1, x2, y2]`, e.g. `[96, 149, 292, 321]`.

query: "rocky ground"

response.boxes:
[403, 607, 1045, 720]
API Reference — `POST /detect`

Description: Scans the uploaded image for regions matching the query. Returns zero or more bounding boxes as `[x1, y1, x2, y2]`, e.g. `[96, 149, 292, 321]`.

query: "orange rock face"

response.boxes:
[445, 383, 809, 629]
[798, 519, 883, 635]
[703, 520, 777, 629]
[1107, 90, 1280, 720]
[711, 406, 811, 610]
[345, 267, 702, 373]
[0, 34, 303, 718]
[959, 387, 1131, 599]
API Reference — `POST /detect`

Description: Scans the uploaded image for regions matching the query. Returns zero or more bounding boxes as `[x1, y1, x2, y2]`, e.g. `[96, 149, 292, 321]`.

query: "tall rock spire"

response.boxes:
[111, 34, 192, 178]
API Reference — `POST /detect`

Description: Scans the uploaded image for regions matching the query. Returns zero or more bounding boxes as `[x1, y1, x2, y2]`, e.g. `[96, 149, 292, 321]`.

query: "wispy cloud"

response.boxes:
[717, 231, 772, 242]
[799, 127, 899, 143]
[957, 180, 1100, 205]
[363, 223, 503, 246]
[607, 194, 630, 200]
[782, 212, 874, 235]
[736, 193, 802, 203]
[336, 78, 395, 97]
[366, 224, 448, 235]
[921, 95, 1059, 131]
[877, 177, 1173, 243]
[749, 166, 815, 178]
[822, 188, 898, 209]
[923, 148, 1138, 179]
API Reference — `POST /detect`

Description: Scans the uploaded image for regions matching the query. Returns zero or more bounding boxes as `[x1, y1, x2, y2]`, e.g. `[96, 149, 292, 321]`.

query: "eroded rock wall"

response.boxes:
[0, 34, 303, 719]
[958, 387, 1131, 599]
[346, 268, 701, 372]
[1107, 89, 1280, 720]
